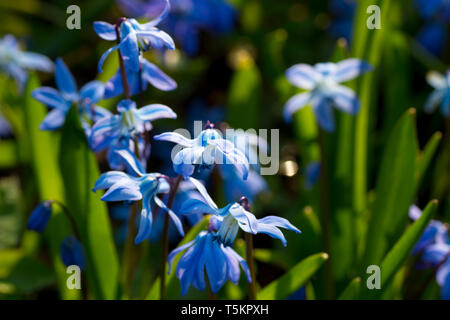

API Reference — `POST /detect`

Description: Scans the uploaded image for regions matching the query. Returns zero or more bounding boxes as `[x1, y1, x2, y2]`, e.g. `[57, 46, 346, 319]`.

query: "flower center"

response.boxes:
[216, 213, 239, 246]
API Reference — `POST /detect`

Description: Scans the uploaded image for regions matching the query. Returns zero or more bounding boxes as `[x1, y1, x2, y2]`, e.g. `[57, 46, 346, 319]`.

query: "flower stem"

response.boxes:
[318, 129, 334, 299]
[115, 19, 130, 99]
[52, 200, 81, 240]
[245, 232, 257, 300]
[160, 174, 183, 300]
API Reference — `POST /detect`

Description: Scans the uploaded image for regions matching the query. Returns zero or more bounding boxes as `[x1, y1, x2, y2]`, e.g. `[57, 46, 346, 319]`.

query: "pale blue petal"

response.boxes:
[332, 58, 373, 83]
[141, 0, 170, 29]
[135, 195, 153, 244]
[80, 80, 105, 103]
[221, 244, 240, 284]
[331, 84, 360, 115]
[142, 60, 177, 91]
[204, 238, 228, 293]
[283, 92, 311, 122]
[257, 223, 288, 246]
[136, 30, 175, 50]
[153, 196, 185, 236]
[426, 71, 446, 89]
[285, 64, 321, 90]
[32, 87, 67, 109]
[93, 171, 131, 191]
[101, 182, 142, 201]
[120, 32, 140, 72]
[115, 149, 145, 176]
[137, 104, 177, 121]
[98, 42, 121, 73]
[168, 239, 196, 274]
[188, 177, 218, 209]
[93, 21, 117, 41]
[312, 98, 335, 132]
[424, 89, 444, 113]
[55, 58, 77, 98]
[18, 52, 54, 72]
[179, 198, 219, 215]
[258, 216, 301, 233]
[39, 108, 68, 131]
[153, 131, 194, 147]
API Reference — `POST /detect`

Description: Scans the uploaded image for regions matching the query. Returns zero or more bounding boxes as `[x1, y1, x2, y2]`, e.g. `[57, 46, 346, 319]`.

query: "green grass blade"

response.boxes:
[258, 252, 328, 300]
[59, 107, 119, 299]
[415, 132, 442, 193]
[337, 277, 361, 300]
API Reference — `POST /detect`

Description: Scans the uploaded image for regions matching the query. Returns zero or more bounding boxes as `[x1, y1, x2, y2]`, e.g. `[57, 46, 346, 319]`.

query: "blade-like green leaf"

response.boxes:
[258, 252, 328, 300]
[338, 277, 361, 300]
[364, 109, 418, 266]
[362, 200, 438, 299]
[59, 106, 119, 299]
[415, 131, 442, 193]
[23, 74, 78, 299]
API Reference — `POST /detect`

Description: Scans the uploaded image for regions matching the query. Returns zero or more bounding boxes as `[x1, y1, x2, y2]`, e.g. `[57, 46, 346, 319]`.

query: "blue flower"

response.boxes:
[154, 124, 249, 179]
[328, 0, 356, 43]
[0, 34, 53, 90]
[304, 162, 321, 190]
[31, 58, 105, 131]
[93, 149, 184, 243]
[283, 58, 373, 131]
[89, 99, 176, 169]
[27, 201, 53, 232]
[104, 56, 176, 99]
[117, 0, 236, 56]
[424, 70, 450, 117]
[168, 230, 251, 295]
[94, 0, 175, 73]
[180, 196, 301, 246]
[409, 205, 448, 255]
[422, 243, 450, 299]
[61, 236, 86, 270]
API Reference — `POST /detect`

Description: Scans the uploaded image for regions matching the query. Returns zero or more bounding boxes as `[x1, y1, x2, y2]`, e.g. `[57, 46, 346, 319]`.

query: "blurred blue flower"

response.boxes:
[328, 0, 356, 43]
[181, 196, 301, 246]
[94, 0, 174, 73]
[304, 162, 321, 190]
[0, 34, 53, 90]
[89, 99, 176, 169]
[117, 0, 236, 56]
[0, 115, 13, 139]
[27, 201, 53, 232]
[415, 0, 450, 56]
[154, 124, 249, 179]
[283, 58, 373, 131]
[423, 243, 450, 299]
[424, 70, 450, 117]
[104, 56, 176, 99]
[93, 149, 184, 243]
[61, 236, 86, 270]
[168, 229, 251, 295]
[32, 58, 105, 131]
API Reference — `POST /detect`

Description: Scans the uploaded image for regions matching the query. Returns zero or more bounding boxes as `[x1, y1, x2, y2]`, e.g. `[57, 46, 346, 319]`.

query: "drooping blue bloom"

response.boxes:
[328, 0, 356, 43]
[94, 0, 175, 73]
[0, 115, 13, 139]
[424, 70, 450, 117]
[31, 58, 105, 131]
[117, 0, 236, 56]
[93, 149, 184, 243]
[283, 58, 373, 131]
[180, 195, 301, 246]
[104, 56, 176, 99]
[27, 201, 53, 232]
[0, 34, 53, 90]
[60, 236, 86, 270]
[154, 123, 250, 179]
[168, 229, 251, 295]
[304, 162, 321, 190]
[89, 99, 176, 170]
[415, 0, 450, 56]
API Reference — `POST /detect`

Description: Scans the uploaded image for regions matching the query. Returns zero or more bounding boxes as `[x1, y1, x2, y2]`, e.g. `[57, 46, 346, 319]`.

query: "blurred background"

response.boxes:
[0, 0, 449, 300]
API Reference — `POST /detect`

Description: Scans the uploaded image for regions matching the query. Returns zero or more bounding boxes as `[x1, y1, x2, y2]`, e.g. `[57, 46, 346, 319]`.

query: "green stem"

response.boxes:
[318, 129, 334, 299]
[160, 174, 183, 300]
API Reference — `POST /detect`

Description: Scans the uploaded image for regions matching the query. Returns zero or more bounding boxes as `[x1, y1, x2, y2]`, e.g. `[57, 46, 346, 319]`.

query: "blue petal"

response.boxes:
[101, 181, 142, 201]
[17, 52, 54, 72]
[98, 42, 121, 73]
[27, 201, 52, 232]
[32, 87, 68, 109]
[136, 29, 175, 50]
[331, 84, 360, 115]
[141, 59, 177, 91]
[153, 131, 194, 147]
[141, 0, 171, 28]
[135, 195, 153, 244]
[137, 104, 177, 121]
[179, 198, 219, 215]
[153, 196, 185, 236]
[93, 171, 131, 191]
[120, 32, 140, 72]
[257, 223, 288, 246]
[60, 236, 86, 269]
[332, 58, 373, 83]
[285, 64, 321, 90]
[312, 98, 335, 132]
[39, 108, 68, 131]
[93, 21, 117, 41]
[204, 237, 228, 293]
[168, 239, 196, 274]
[80, 80, 105, 103]
[283, 92, 311, 122]
[423, 243, 449, 267]
[55, 58, 77, 99]
[229, 204, 258, 234]
[115, 149, 145, 176]
[189, 177, 219, 209]
[213, 139, 250, 180]
[257, 216, 301, 234]
[173, 147, 203, 178]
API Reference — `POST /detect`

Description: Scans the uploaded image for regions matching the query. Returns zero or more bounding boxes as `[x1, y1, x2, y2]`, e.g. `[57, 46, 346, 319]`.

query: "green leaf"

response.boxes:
[362, 200, 438, 299]
[363, 109, 418, 266]
[338, 277, 361, 300]
[258, 252, 328, 300]
[415, 131, 442, 193]
[0, 141, 20, 168]
[23, 74, 78, 299]
[59, 106, 119, 299]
